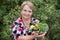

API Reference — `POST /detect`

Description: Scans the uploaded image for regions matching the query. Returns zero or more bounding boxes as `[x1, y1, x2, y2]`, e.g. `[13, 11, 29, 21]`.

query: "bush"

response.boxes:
[0, 0, 60, 40]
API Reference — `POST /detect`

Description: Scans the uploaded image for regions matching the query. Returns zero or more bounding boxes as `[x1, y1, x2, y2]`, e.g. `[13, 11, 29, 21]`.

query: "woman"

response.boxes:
[12, 1, 46, 40]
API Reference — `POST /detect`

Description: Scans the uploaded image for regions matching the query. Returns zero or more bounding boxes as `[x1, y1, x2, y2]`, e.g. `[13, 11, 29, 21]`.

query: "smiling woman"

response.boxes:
[11, 1, 46, 40]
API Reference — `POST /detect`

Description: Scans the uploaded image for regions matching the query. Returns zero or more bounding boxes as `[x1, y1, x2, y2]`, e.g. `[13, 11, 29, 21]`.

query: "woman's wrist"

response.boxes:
[37, 36, 44, 40]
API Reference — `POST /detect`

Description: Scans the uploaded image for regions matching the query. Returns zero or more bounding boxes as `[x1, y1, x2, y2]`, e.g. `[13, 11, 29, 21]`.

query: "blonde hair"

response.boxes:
[21, 1, 34, 11]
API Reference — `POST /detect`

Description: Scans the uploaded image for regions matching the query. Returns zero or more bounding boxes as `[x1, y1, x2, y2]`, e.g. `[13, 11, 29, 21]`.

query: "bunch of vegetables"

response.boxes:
[27, 23, 49, 34]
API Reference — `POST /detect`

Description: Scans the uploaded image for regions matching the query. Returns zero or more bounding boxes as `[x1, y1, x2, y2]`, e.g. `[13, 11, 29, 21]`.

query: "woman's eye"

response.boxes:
[28, 11, 31, 13]
[23, 9, 32, 13]
[24, 10, 27, 12]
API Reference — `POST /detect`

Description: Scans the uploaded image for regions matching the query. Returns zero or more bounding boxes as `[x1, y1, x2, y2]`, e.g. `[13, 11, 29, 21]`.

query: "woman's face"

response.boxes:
[21, 5, 33, 19]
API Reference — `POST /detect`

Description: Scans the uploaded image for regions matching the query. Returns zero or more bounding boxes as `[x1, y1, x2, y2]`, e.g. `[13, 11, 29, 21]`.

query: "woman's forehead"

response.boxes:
[22, 5, 32, 11]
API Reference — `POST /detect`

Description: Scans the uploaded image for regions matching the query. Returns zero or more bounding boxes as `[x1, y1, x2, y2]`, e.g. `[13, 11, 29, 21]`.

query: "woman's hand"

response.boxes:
[36, 32, 46, 40]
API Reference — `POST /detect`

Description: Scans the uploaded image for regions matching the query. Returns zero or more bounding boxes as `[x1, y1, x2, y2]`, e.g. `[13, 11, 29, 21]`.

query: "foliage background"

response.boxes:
[0, 0, 60, 40]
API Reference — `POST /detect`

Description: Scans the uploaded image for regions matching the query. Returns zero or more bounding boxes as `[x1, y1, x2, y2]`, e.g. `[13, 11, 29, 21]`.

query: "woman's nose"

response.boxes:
[26, 11, 29, 14]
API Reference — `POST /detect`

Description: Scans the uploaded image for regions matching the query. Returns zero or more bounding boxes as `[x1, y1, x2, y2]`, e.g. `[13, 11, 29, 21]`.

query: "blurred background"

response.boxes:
[0, 0, 60, 40]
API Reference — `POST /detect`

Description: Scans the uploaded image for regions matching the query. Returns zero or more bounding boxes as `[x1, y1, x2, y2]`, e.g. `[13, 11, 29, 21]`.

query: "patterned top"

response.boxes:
[11, 17, 40, 40]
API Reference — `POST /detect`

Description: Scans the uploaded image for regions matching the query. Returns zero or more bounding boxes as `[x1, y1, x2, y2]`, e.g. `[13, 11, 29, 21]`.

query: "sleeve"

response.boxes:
[34, 19, 40, 23]
[11, 21, 22, 40]
[32, 18, 40, 23]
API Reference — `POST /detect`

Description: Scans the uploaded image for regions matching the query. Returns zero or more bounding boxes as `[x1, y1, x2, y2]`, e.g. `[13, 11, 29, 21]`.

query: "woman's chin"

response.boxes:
[25, 17, 30, 19]
[23, 16, 30, 19]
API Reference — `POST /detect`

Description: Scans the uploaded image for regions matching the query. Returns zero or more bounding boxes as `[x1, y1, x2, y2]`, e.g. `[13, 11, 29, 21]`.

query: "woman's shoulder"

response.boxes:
[13, 17, 22, 24]
[32, 17, 40, 23]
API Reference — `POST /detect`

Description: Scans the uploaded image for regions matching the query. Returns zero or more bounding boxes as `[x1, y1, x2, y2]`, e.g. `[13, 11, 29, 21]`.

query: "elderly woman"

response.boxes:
[11, 1, 46, 40]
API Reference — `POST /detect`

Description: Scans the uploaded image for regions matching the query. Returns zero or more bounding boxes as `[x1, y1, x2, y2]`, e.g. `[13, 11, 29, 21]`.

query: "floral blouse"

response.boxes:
[11, 17, 40, 40]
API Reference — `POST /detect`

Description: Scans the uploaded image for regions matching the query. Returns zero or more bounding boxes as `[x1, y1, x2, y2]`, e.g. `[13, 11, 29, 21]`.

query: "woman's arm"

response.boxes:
[18, 35, 36, 40]
[11, 22, 22, 40]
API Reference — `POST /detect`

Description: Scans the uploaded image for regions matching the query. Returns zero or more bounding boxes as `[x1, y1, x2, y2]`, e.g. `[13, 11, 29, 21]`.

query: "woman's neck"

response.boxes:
[22, 17, 31, 27]
[22, 16, 31, 21]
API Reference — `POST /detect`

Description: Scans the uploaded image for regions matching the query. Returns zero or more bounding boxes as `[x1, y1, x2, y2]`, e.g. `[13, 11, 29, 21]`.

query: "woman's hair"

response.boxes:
[21, 1, 34, 11]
